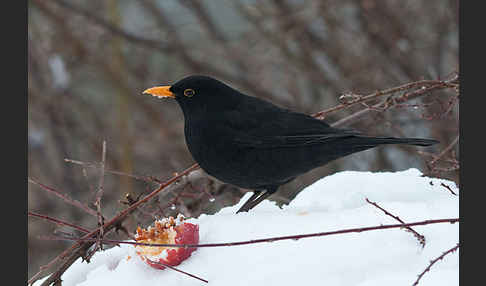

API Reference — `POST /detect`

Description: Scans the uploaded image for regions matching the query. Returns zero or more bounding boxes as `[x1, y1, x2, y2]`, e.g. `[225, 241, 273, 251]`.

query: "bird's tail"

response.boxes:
[361, 137, 439, 147]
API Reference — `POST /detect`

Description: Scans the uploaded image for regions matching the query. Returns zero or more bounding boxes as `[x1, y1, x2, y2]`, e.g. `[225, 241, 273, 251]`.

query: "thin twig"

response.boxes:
[28, 211, 91, 234]
[429, 135, 459, 167]
[39, 233, 83, 241]
[324, 74, 459, 127]
[312, 79, 453, 119]
[55, 218, 459, 249]
[440, 183, 458, 196]
[146, 258, 208, 283]
[28, 178, 98, 217]
[92, 140, 107, 256]
[365, 198, 426, 247]
[412, 243, 460, 286]
[64, 158, 165, 185]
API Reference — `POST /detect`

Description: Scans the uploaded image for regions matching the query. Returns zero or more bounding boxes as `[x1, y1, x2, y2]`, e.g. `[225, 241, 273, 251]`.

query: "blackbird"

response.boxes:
[143, 75, 438, 213]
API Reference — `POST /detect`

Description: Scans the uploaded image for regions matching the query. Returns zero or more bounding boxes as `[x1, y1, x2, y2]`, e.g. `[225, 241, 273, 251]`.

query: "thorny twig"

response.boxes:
[313, 77, 458, 120]
[412, 243, 460, 286]
[54, 218, 459, 249]
[365, 198, 426, 247]
[325, 73, 459, 128]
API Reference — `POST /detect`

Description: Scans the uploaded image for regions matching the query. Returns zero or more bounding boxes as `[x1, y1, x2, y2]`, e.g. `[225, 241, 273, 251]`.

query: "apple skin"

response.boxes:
[143, 222, 199, 270]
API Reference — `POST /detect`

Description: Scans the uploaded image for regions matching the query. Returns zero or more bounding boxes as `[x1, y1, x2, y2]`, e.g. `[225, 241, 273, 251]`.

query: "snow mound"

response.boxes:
[34, 168, 459, 286]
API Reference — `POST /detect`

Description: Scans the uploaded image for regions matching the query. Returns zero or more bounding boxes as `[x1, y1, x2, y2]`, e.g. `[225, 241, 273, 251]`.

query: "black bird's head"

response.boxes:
[143, 75, 241, 117]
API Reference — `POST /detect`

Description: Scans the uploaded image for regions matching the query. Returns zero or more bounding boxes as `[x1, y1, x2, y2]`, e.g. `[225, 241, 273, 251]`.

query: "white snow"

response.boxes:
[33, 168, 459, 286]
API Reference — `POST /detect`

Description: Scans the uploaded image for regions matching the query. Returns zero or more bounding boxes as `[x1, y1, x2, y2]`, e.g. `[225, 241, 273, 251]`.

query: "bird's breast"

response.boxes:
[184, 121, 248, 183]
[184, 120, 234, 163]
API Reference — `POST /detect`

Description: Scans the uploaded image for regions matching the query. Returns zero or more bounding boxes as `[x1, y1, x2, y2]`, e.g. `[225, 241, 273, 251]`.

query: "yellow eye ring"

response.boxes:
[184, 88, 195, 97]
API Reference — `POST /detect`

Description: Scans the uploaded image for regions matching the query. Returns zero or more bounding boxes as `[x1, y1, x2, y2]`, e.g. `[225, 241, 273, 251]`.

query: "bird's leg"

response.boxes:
[236, 186, 278, 213]
[236, 190, 262, 214]
[240, 190, 274, 212]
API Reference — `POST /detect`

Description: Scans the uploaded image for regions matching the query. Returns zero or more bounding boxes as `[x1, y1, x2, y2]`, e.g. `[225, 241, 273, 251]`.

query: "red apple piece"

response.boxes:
[134, 215, 199, 270]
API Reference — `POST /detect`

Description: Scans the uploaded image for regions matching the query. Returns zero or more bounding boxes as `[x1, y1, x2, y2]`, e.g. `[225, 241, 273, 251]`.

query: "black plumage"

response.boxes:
[143, 75, 438, 213]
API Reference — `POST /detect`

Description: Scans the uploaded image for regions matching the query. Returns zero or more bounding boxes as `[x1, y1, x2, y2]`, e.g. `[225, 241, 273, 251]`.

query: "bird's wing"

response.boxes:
[233, 133, 356, 148]
[221, 108, 360, 148]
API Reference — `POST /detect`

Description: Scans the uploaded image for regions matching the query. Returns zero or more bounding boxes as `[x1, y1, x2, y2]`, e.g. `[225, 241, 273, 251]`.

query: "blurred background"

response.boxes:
[28, 0, 459, 278]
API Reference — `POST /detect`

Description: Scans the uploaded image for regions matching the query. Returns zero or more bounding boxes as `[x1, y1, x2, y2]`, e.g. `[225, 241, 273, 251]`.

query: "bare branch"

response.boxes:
[146, 258, 208, 283]
[57, 218, 458, 249]
[429, 135, 459, 167]
[327, 74, 458, 127]
[365, 198, 426, 247]
[412, 243, 459, 286]
[28, 211, 91, 234]
[92, 140, 107, 256]
[64, 158, 164, 185]
[28, 178, 98, 217]
[312, 79, 455, 120]
[440, 182, 458, 196]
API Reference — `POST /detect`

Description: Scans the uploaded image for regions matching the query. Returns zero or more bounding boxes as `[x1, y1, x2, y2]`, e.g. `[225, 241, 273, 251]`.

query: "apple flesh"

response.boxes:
[134, 215, 199, 269]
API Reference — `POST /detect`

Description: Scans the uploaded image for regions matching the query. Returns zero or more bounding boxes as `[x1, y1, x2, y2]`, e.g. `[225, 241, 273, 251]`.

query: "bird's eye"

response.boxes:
[184, 88, 195, 97]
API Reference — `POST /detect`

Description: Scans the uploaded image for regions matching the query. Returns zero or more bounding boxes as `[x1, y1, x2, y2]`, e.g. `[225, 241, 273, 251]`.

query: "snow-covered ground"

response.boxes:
[34, 168, 459, 286]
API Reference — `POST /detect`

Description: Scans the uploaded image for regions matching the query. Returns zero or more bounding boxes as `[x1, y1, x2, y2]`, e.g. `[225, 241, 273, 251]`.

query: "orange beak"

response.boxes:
[142, 86, 175, 98]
